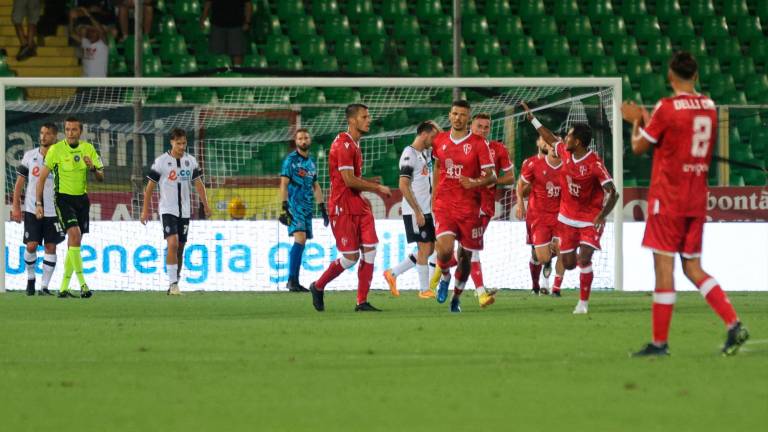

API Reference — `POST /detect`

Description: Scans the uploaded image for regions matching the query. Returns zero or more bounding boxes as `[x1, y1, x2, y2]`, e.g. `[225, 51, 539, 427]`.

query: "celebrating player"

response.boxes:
[141, 128, 212, 295]
[432, 100, 497, 313]
[11, 124, 65, 296]
[516, 134, 563, 295]
[279, 128, 328, 292]
[467, 113, 515, 295]
[622, 52, 749, 356]
[36, 117, 104, 298]
[522, 103, 619, 314]
[309, 104, 392, 312]
[383, 120, 440, 299]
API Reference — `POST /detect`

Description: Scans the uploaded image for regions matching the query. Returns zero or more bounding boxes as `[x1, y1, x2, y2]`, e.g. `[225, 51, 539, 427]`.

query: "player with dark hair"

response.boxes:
[309, 104, 392, 312]
[622, 51, 749, 356]
[279, 128, 328, 292]
[521, 104, 619, 314]
[383, 120, 440, 298]
[11, 123, 65, 295]
[36, 117, 104, 298]
[432, 100, 497, 312]
[141, 128, 212, 295]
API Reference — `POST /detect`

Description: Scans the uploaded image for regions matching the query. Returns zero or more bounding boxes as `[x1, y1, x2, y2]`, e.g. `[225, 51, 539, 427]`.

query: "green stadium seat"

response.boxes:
[666, 16, 695, 43]
[156, 15, 177, 36]
[334, 36, 362, 59]
[631, 16, 661, 42]
[721, 91, 748, 105]
[585, 0, 613, 18]
[712, 37, 743, 62]
[506, 36, 537, 58]
[529, 16, 558, 41]
[277, 0, 304, 19]
[424, 15, 452, 40]
[358, 15, 385, 41]
[565, 16, 593, 39]
[727, 57, 756, 81]
[553, 0, 579, 19]
[485, 0, 511, 19]
[181, 87, 215, 103]
[312, 0, 338, 18]
[287, 16, 317, 38]
[688, 0, 715, 20]
[744, 74, 768, 101]
[751, 129, 768, 159]
[346, 0, 373, 19]
[459, 0, 478, 16]
[653, 0, 681, 21]
[436, 38, 467, 63]
[487, 57, 515, 76]
[578, 36, 605, 60]
[473, 38, 502, 63]
[180, 18, 211, 43]
[386, 56, 411, 75]
[521, 57, 549, 76]
[540, 36, 570, 62]
[461, 56, 481, 76]
[416, 0, 443, 19]
[365, 36, 389, 61]
[320, 15, 351, 41]
[173, 0, 201, 22]
[109, 57, 129, 76]
[346, 56, 375, 74]
[462, 16, 489, 42]
[158, 35, 188, 60]
[640, 74, 669, 101]
[607, 36, 640, 60]
[190, 38, 210, 57]
[599, 16, 627, 38]
[699, 16, 729, 40]
[697, 57, 721, 78]
[677, 38, 708, 58]
[142, 55, 163, 76]
[557, 57, 584, 76]
[418, 57, 445, 77]
[381, 0, 408, 20]
[393, 16, 421, 38]
[278, 56, 303, 72]
[242, 54, 267, 69]
[311, 56, 339, 72]
[325, 88, 361, 103]
[707, 73, 737, 100]
[147, 89, 181, 104]
[621, 0, 647, 18]
[264, 35, 292, 61]
[294, 88, 324, 103]
[722, 0, 749, 22]
[405, 36, 432, 59]
[298, 36, 327, 60]
[645, 37, 672, 63]
[495, 16, 524, 42]
[167, 54, 197, 76]
[518, 0, 545, 20]
[735, 16, 763, 43]
[123, 35, 152, 61]
[204, 54, 231, 69]
[735, 108, 762, 136]
[590, 57, 618, 75]
[624, 57, 653, 82]
[750, 38, 768, 65]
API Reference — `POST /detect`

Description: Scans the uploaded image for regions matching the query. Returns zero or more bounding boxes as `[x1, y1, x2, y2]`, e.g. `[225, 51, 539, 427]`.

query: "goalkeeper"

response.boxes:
[35, 117, 104, 298]
[279, 128, 328, 292]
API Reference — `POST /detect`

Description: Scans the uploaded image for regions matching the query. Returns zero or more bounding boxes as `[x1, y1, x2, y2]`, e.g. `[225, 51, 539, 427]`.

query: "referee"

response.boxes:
[36, 117, 104, 298]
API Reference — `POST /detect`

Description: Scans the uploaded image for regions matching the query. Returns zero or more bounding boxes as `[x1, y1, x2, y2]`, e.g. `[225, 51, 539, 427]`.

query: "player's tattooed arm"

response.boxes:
[594, 181, 619, 230]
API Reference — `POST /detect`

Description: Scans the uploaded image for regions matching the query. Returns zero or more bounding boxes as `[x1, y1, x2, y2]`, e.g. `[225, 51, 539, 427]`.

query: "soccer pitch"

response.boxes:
[1, 290, 765, 431]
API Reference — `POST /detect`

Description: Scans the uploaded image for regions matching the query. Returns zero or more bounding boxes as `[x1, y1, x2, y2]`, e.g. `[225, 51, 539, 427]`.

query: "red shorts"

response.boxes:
[330, 212, 378, 252]
[526, 212, 558, 247]
[642, 213, 704, 258]
[557, 221, 603, 252]
[480, 214, 491, 230]
[434, 208, 484, 251]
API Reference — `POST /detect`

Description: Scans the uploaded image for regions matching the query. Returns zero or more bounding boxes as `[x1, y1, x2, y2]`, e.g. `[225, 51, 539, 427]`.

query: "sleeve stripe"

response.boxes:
[639, 127, 658, 144]
[399, 174, 413, 179]
[337, 166, 354, 171]
[600, 179, 614, 186]
[480, 163, 495, 169]
[502, 164, 514, 172]
[520, 175, 531, 183]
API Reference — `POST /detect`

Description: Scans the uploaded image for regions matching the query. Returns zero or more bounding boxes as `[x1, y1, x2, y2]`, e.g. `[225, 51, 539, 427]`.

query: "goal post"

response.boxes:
[1, 77, 623, 293]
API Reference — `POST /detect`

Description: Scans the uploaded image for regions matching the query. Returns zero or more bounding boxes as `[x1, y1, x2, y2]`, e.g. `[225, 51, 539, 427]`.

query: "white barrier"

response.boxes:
[4, 221, 767, 291]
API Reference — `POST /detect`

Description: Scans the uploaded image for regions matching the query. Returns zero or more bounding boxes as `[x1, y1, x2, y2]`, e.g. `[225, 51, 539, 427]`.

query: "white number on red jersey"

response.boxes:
[691, 115, 712, 158]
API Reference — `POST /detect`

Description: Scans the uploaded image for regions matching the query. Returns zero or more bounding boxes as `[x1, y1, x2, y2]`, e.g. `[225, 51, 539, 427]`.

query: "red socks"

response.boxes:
[357, 260, 373, 304]
[316, 259, 345, 290]
[470, 261, 484, 289]
[529, 259, 541, 290]
[652, 290, 676, 344]
[697, 277, 738, 326]
[553, 275, 563, 293]
[579, 264, 593, 301]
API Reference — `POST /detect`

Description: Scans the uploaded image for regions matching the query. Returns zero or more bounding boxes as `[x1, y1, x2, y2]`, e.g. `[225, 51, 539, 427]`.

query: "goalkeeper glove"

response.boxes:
[279, 201, 292, 226]
[319, 203, 329, 227]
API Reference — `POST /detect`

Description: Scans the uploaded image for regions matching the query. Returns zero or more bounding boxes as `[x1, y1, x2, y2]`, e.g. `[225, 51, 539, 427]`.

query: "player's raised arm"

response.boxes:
[621, 101, 654, 155]
[521, 102, 560, 151]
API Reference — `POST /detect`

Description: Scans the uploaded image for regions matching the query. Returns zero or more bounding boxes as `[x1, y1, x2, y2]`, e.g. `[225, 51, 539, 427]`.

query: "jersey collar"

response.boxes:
[342, 132, 360, 147]
[448, 130, 471, 145]
[571, 150, 593, 164]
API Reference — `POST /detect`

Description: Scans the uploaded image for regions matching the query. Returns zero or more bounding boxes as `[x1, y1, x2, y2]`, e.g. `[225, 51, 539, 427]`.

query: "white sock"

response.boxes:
[24, 250, 36, 280]
[455, 279, 466, 291]
[167, 264, 178, 284]
[416, 264, 429, 292]
[475, 285, 486, 295]
[440, 269, 450, 281]
[42, 253, 56, 288]
[391, 254, 416, 276]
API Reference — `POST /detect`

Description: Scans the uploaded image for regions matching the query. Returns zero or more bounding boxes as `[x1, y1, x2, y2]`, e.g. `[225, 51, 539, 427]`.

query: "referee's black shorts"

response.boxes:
[55, 193, 90, 234]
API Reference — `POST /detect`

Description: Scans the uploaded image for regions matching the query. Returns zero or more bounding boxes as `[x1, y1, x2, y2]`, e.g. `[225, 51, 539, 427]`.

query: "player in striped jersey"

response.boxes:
[11, 123, 65, 295]
[141, 128, 212, 295]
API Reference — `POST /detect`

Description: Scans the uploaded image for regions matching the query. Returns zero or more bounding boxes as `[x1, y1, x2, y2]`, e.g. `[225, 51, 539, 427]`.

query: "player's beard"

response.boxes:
[298, 144, 310, 153]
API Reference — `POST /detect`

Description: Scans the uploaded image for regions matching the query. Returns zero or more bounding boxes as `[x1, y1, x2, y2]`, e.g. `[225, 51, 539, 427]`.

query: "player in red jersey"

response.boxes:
[516, 134, 564, 296]
[468, 113, 516, 295]
[622, 52, 749, 356]
[521, 102, 619, 315]
[309, 104, 392, 312]
[432, 100, 497, 312]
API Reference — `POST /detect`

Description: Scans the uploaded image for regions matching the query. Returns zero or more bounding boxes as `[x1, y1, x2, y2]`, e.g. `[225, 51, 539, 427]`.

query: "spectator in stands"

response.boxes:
[12, 0, 42, 61]
[117, 0, 154, 42]
[69, 8, 108, 77]
[201, 0, 252, 67]
[69, 1, 117, 40]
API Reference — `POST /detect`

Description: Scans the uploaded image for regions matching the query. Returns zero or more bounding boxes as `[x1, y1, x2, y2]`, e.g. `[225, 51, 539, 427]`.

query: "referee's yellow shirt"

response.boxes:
[44, 140, 104, 196]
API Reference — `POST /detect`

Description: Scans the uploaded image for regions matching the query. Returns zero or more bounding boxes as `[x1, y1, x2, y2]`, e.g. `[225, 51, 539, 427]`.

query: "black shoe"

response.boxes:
[26, 279, 36, 296]
[722, 322, 749, 356]
[38, 288, 54, 296]
[309, 282, 324, 312]
[540, 287, 550, 296]
[16, 45, 35, 61]
[16, 44, 28, 61]
[80, 285, 93, 299]
[543, 262, 552, 278]
[531, 287, 540, 295]
[354, 302, 382, 312]
[286, 279, 309, 292]
[58, 290, 77, 298]
[632, 342, 670, 357]
[552, 289, 562, 298]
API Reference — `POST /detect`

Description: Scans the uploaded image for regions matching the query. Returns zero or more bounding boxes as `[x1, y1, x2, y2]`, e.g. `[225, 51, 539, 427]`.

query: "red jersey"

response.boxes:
[479, 140, 514, 217]
[520, 153, 563, 216]
[327, 132, 371, 216]
[554, 141, 613, 227]
[640, 93, 717, 217]
[432, 131, 494, 216]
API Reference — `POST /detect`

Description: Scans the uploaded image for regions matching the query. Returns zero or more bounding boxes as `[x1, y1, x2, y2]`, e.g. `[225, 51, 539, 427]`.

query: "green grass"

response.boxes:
[1, 290, 766, 432]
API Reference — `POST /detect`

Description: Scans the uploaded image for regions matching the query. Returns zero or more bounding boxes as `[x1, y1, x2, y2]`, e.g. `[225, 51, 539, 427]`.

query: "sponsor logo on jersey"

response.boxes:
[463, 144, 471, 155]
[579, 165, 588, 176]
[74, 155, 81, 162]
[32, 166, 40, 177]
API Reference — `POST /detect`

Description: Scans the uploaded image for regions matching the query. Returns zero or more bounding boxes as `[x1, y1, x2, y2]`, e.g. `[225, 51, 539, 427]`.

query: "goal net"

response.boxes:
[1, 78, 623, 292]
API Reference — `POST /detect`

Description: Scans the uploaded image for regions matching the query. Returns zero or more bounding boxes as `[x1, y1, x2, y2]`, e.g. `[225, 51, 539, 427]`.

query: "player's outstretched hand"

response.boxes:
[140, 210, 149, 225]
[415, 210, 426, 227]
[11, 206, 22, 223]
[520, 101, 533, 121]
[378, 185, 392, 197]
[203, 203, 212, 218]
[459, 175, 477, 189]
[319, 203, 329, 227]
[593, 214, 606, 231]
[35, 205, 44, 220]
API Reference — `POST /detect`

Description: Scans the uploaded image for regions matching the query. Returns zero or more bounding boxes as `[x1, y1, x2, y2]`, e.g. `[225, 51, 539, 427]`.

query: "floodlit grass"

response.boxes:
[0, 290, 765, 431]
